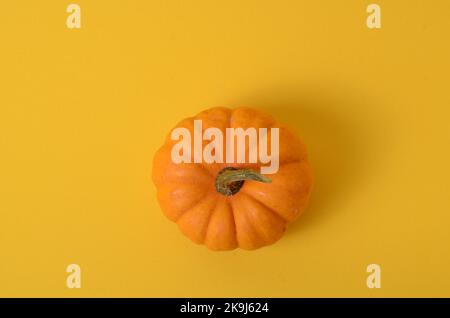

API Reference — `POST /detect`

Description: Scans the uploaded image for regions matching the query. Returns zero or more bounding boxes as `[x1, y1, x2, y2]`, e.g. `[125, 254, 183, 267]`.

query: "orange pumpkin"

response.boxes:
[152, 107, 313, 250]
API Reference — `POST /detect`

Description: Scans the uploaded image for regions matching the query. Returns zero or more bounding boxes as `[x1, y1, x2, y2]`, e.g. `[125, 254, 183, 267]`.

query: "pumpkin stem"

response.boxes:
[215, 167, 272, 196]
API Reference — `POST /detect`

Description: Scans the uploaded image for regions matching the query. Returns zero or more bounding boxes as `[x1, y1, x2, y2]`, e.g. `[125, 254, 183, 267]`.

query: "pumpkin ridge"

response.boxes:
[239, 190, 291, 223]
[278, 158, 307, 168]
[229, 198, 256, 249]
[172, 191, 213, 222]
[278, 148, 308, 166]
[230, 194, 284, 249]
[228, 107, 234, 128]
[176, 194, 217, 244]
[200, 199, 220, 244]
[240, 193, 287, 246]
[228, 199, 239, 247]
[204, 199, 237, 250]
[155, 167, 213, 187]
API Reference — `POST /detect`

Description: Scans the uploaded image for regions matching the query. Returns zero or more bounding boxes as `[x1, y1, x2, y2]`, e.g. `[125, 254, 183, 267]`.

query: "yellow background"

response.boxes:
[1, 0, 450, 297]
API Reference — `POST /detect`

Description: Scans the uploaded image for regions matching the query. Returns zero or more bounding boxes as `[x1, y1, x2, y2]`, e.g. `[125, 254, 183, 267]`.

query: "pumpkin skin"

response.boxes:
[152, 107, 313, 250]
